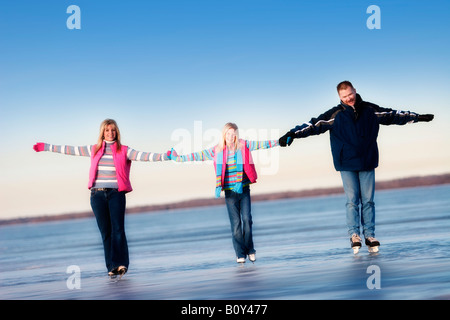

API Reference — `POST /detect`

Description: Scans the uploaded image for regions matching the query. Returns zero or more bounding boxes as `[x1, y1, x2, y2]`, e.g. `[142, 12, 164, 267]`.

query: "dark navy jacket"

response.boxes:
[290, 94, 419, 171]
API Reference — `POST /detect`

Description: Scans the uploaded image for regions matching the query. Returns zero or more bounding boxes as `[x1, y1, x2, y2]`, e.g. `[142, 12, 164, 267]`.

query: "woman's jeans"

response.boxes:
[340, 170, 376, 238]
[224, 187, 255, 259]
[90, 188, 129, 272]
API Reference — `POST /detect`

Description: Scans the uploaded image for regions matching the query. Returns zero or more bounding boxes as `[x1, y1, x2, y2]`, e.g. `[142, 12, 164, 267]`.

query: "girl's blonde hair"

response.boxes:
[95, 119, 122, 155]
[218, 122, 240, 151]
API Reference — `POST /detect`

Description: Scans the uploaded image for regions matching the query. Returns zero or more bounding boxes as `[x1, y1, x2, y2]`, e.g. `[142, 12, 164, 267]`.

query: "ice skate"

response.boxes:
[117, 266, 127, 279]
[108, 269, 118, 279]
[236, 257, 246, 264]
[109, 266, 127, 280]
[350, 234, 362, 254]
[365, 237, 380, 253]
[248, 253, 256, 263]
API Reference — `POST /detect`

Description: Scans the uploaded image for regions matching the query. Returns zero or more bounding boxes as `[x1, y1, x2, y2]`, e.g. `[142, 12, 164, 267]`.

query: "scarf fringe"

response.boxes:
[215, 186, 222, 198]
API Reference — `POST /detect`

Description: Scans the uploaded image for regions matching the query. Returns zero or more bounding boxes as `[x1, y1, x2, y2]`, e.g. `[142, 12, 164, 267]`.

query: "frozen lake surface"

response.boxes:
[1, 185, 449, 300]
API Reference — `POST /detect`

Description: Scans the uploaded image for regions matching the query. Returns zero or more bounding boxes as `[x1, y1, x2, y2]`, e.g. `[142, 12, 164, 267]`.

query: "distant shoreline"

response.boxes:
[2, 173, 450, 227]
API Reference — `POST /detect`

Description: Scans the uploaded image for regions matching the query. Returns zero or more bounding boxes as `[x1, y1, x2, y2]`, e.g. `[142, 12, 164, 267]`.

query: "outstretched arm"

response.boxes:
[371, 103, 434, 125]
[245, 140, 279, 151]
[127, 148, 171, 162]
[33, 143, 92, 157]
[170, 147, 216, 162]
[279, 106, 340, 147]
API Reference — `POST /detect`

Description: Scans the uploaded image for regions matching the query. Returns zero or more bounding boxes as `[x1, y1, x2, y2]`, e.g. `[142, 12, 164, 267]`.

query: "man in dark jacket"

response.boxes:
[279, 81, 434, 253]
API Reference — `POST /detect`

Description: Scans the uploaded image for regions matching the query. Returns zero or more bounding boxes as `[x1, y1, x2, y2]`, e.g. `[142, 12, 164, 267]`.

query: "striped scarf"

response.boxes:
[215, 147, 244, 198]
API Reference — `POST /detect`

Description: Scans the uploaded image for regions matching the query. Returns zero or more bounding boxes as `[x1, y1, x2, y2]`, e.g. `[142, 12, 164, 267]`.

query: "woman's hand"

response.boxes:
[33, 142, 45, 152]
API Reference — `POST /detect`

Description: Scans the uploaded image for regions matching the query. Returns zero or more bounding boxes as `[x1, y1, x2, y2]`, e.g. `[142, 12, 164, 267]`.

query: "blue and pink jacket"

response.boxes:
[171, 139, 278, 197]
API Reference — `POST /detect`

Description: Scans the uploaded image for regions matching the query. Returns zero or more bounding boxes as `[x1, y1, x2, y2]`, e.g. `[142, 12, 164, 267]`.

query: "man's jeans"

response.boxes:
[340, 170, 376, 238]
[224, 187, 255, 259]
[90, 188, 129, 272]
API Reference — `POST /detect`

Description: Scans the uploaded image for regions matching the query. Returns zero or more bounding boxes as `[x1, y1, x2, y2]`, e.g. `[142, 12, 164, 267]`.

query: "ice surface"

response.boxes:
[1, 185, 449, 300]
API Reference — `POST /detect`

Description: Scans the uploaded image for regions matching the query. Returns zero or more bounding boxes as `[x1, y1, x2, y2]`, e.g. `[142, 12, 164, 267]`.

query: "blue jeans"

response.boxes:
[340, 170, 376, 238]
[90, 188, 129, 272]
[224, 187, 255, 259]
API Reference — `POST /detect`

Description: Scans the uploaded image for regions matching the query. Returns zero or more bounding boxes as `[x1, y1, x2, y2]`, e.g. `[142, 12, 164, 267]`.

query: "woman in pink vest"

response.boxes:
[33, 119, 170, 278]
[171, 123, 279, 263]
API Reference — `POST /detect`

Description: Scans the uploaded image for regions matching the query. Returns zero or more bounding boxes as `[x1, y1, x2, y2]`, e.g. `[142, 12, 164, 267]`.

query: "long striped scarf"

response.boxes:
[215, 147, 244, 198]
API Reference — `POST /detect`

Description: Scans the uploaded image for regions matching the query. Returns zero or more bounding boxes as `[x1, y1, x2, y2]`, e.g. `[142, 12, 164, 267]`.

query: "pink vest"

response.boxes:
[88, 142, 133, 193]
[213, 139, 258, 188]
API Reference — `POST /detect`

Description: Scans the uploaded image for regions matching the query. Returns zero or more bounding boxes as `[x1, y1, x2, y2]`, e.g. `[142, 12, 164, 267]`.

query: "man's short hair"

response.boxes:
[337, 81, 354, 92]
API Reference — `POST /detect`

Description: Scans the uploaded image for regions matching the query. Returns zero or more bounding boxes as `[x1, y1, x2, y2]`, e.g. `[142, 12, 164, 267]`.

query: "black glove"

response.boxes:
[417, 114, 434, 122]
[279, 132, 295, 147]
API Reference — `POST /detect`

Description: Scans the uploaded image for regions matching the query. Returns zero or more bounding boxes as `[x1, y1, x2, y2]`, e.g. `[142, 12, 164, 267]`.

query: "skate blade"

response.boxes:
[108, 271, 117, 279]
[352, 246, 361, 254]
[109, 274, 119, 282]
[368, 246, 379, 253]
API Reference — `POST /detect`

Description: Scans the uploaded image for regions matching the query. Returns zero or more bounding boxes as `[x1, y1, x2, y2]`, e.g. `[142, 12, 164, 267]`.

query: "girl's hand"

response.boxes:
[169, 148, 178, 159]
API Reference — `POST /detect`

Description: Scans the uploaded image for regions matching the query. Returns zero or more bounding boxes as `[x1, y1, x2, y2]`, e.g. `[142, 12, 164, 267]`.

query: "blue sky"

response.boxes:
[1, 0, 449, 219]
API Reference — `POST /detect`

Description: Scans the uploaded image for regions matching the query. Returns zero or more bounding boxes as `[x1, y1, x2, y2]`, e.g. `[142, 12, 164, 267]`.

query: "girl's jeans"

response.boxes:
[90, 188, 129, 272]
[224, 187, 256, 259]
[340, 170, 376, 239]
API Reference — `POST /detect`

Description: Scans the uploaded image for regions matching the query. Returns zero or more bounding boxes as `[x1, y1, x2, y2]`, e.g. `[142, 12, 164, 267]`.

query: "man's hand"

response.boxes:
[417, 114, 434, 122]
[279, 132, 295, 147]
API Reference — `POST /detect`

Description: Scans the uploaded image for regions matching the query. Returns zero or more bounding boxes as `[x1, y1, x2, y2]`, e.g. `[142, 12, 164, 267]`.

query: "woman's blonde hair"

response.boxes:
[95, 119, 122, 155]
[218, 122, 240, 151]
